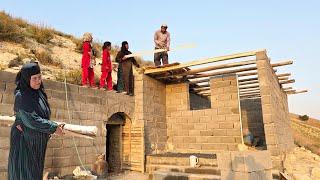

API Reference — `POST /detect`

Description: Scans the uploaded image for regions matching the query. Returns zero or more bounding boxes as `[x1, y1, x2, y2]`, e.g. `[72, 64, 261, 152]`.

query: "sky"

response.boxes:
[1, 0, 319, 119]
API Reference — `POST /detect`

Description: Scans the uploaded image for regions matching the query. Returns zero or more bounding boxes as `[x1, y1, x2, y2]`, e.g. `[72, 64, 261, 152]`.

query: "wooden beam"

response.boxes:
[278, 76, 289, 81]
[279, 79, 295, 85]
[144, 49, 263, 74]
[193, 87, 210, 92]
[277, 73, 291, 77]
[282, 87, 293, 90]
[239, 90, 260, 94]
[239, 84, 260, 89]
[271, 60, 293, 67]
[189, 66, 257, 79]
[286, 89, 308, 94]
[238, 80, 259, 86]
[238, 77, 258, 82]
[238, 71, 258, 77]
[158, 59, 257, 79]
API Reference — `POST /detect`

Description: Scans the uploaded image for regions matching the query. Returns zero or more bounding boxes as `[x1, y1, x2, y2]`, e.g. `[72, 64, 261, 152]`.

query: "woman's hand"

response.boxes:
[16, 125, 23, 132]
[54, 124, 65, 135]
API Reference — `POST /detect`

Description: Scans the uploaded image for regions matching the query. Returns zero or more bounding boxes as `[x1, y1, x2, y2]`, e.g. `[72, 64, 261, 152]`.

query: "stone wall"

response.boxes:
[256, 51, 294, 156]
[0, 70, 135, 176]
[166, 74, 242, 153]
[240, 98, 266, 143]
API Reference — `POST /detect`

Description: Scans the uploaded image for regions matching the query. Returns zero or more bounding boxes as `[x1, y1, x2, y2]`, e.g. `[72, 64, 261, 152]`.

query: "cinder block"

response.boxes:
[219, 122, 234, 129]
[230, 151, 272, 172]
[0, 104, 14, 116]
[1, 93, 14, 104]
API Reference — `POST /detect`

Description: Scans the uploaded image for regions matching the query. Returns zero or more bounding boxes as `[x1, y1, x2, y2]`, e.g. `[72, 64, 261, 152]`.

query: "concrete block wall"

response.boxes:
[0, 70, 135, 176]
[166, 74, 242, 153]
[256, 51, 294, 156]
[135, 74, 167, 154]
[189, 92, 211, 110]
[240, 98, 266, 143]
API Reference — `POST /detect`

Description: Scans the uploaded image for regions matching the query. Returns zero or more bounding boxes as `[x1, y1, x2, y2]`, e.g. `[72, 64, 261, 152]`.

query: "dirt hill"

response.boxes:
[0, 11, 152, 85]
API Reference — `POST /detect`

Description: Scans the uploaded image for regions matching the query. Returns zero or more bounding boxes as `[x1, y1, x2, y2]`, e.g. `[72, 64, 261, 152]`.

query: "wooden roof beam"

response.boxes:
[144, 49, 263, 74]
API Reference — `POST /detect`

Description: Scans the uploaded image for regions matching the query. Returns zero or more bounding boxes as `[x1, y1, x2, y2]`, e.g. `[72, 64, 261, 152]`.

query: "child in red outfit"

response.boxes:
[81, 32, 96, 87]
[99, 41, 113, 90]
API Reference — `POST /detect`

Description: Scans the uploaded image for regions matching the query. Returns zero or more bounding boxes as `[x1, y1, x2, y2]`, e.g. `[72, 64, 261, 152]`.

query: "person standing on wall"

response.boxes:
[81, 32, 96, 87]
[154, 24, 170, 66]
[115, 41, 140, 96]
[99, 41, 113, 90]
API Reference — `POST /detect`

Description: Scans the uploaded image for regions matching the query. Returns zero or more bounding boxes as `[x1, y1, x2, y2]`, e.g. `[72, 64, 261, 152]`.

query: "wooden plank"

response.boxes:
[144, 49, 264, 74]
[271, 60, 293, 67]
[238, 80, 259, 86]
[188, 66, 257, 79]
[158, 59, 257, 79]
[279, 79, 295, 84]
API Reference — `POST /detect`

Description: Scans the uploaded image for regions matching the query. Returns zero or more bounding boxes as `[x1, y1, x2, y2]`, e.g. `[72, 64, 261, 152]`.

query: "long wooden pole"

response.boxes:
[157, 59, 257, 79]
[144, 49, 264, 74]
[279, 79, 295, 84]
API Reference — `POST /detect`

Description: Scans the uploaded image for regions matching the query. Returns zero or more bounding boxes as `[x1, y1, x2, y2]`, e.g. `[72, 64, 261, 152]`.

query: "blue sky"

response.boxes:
[1, 0, 319, 119]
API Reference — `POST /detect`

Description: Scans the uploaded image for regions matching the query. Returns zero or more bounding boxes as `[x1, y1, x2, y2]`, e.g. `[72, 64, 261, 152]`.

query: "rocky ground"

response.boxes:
[284, 147, 320, 180]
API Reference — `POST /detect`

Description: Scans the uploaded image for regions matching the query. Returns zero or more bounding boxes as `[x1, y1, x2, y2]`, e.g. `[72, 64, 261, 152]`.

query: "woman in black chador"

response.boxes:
[115, 41, 140, 95]
[8, 63, 64, 180]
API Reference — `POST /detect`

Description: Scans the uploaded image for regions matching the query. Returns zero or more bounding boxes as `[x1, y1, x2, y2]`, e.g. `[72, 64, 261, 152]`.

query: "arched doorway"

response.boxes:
[106, 112, 131, 172]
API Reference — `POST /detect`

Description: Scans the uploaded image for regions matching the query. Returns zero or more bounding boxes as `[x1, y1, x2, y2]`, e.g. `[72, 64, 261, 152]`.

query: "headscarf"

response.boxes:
[14, 63, 51, 119]
[82, 32, 92, 42]
[121, 41, 128, 53]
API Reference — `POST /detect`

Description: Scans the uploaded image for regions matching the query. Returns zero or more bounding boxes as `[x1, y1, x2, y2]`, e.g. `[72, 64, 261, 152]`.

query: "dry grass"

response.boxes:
[55, 69, 82, 85]
[34, 50, 62, 67]
[291, 114, 320, 156]
[8, 56, 23, 68]
[0, 11, 73, 45]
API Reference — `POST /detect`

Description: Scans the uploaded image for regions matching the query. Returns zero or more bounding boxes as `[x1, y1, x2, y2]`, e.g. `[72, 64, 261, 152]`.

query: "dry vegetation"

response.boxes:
[291, 113, 320, 156]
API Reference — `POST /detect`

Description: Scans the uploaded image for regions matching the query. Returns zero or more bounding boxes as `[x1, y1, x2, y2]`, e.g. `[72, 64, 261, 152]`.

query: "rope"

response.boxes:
[63, 69, 87, 171]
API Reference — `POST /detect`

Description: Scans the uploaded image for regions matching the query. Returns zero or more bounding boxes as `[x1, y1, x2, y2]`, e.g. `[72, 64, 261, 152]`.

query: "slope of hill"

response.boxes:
[290, 113, 320, 155]
[0, 11, 152, 85]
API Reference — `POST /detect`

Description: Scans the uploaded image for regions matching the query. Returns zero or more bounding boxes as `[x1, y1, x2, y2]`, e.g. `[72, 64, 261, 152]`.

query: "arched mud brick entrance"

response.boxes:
[106, 112, 132, 173]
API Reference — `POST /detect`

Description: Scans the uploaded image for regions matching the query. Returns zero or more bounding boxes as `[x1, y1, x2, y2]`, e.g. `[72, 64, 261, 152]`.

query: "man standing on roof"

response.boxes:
[154, 24, 170, 66]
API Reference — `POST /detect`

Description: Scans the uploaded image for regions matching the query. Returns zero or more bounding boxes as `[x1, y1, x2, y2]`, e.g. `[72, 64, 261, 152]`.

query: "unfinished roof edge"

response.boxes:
[144, 49, 266, 74]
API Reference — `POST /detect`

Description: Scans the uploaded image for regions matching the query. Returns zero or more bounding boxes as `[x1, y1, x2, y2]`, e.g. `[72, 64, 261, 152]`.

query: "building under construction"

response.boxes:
[0, 49, 305, 179]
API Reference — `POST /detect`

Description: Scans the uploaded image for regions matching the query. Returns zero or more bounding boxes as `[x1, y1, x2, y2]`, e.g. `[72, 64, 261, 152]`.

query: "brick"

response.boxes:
[201, 143, 228, 150]
[194, 123, 206, 130]
[0, 127, 11, 137]
[220, 137, 235, 143]
[218, 107, 232, 115]
[189, 130, 200, 136]
[196, 136, 208, 143]
[207, 137, 221, 143]
[47, 139, 63, 148]
[213, 129, 227, 136]
[1, 93, 14, 104]
[0, 104, 14, 116]
[51, 90, 66, 99]
[200, 130, 213, 136]
[219, 122, 234, 129]
[183, 137, 196, 143]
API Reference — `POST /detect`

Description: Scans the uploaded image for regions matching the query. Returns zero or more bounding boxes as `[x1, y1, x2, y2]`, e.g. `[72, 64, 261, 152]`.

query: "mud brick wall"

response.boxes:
[256, 51, 294, 156]
[240, 98, 266, 143]
[135, 74, 167, 154]
[166, 74, 242, 153]
[0, 70, 135, 177]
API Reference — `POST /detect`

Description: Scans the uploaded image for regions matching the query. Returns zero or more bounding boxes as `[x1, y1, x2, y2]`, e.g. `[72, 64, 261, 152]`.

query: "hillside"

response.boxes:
[290, 113, 320, 155]
[0, 11, 152, 85]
